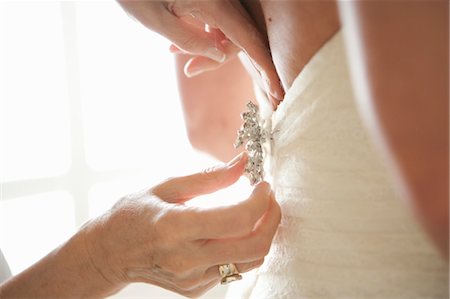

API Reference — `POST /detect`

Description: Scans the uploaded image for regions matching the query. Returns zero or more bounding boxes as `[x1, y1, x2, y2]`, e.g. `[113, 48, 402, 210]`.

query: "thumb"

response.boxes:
[152, 152, 247, 203]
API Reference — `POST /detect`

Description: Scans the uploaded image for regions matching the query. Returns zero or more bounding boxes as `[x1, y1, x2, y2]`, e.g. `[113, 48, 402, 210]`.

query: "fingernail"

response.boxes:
[185, 65, 206, 78]
[262, 73, 270, 93]
[269, 95, 278, 111]
[261, 74, 274, 103]
[271, 79, 284, 101]
[257, 181, 271, 195]
[273, 89, 283, 101]
[227, 152, 244, 168]
[262, 74, 284, 106]
[205, 47, 226, 63]
[220, 38, 232, 48]
[265, 183, 272, 195]
[169, 44, 182, 54]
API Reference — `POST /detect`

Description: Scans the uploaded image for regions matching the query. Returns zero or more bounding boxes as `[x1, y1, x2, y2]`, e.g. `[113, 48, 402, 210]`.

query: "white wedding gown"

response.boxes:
[226, 31, 448, 298]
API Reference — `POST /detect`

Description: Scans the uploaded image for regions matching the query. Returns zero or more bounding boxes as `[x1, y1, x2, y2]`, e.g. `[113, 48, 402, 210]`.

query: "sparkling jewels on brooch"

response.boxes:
[234, 101, 269, 185]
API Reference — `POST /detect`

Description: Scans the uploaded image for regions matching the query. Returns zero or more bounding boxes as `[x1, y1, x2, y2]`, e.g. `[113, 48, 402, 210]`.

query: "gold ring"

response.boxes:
[218, 263, 242, 285]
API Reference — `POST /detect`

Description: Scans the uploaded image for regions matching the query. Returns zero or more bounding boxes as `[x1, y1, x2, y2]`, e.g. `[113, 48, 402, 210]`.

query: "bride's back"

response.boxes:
[225, 2, 449, 298]
[241, 1, 340, 91]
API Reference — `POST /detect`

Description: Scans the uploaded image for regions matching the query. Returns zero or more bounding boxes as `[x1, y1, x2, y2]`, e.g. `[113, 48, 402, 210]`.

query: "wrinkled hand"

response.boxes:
[118, 0, 284, 107]
[84, 153, 281, 297]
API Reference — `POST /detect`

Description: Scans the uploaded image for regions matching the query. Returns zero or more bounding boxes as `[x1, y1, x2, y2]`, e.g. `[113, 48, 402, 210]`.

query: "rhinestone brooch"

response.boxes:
[234, 101, 269, 185]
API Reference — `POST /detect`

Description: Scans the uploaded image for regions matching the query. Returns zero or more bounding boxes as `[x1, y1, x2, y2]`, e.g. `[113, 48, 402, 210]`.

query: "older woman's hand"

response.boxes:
[117, 0, 284, 106]
[84, 153, 281, 297]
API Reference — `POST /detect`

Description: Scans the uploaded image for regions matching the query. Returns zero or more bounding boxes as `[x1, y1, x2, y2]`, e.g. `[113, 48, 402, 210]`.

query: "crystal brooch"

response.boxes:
[234, 101, 269, 185]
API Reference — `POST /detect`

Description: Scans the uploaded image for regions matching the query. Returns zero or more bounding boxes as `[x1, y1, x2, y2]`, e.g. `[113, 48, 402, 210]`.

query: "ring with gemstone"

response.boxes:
[218, 263, 242, 285]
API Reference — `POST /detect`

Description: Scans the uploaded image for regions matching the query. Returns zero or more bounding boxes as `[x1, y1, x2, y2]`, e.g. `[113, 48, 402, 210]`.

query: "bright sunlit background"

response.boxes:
[0, 1, 250, 298]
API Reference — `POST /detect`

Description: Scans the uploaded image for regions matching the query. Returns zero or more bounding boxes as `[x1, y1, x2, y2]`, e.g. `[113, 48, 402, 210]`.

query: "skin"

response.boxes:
[118, 0, 284, 106]
[176, 0, 340, 161]
[175, 0, 449, 256]
[339, 0, 449, 257]
[176, 54, 254, 161]
[0, 153, 282, 298]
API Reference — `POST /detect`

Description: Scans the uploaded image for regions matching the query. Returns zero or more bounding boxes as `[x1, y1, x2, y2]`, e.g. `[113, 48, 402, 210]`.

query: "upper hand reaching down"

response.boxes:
[118, 0, 284, 107]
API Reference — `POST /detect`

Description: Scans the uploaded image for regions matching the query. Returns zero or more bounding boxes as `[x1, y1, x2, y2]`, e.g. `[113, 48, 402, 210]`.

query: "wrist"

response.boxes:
[79, 216, 126, 297]
[0, 219, 124, 298]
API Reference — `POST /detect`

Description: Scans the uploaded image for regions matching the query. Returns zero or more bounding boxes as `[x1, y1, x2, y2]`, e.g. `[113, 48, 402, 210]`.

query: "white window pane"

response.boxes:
[0, 191, 75, 275]
[0, 2, 71, 182]
[76, 2, 188, 171]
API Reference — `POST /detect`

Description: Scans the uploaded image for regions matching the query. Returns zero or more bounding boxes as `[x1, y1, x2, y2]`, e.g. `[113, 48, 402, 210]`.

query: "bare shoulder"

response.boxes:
[241, 0, 340, 90]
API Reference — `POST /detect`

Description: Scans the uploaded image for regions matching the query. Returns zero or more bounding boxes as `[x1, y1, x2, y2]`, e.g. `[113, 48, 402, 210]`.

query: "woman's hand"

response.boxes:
[0, 153, 280, 298]
[0, 155, 280, 298]
[84, 153, 281, 297]
[118, 0, 284, 107]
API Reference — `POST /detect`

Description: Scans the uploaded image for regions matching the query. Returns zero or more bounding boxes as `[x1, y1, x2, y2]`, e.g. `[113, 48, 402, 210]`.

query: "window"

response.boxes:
[0, 2, 248, 298]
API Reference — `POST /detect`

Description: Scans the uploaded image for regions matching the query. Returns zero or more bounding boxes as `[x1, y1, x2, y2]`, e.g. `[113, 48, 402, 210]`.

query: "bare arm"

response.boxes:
[0, 226, 122, 298]
[339, 1, 449, 257]
[0, 155, 281, 297]
[176, 54, 255, 162]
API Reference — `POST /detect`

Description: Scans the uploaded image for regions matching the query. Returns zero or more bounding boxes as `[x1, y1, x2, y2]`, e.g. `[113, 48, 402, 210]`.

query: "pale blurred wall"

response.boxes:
[0, 1, 251, 298]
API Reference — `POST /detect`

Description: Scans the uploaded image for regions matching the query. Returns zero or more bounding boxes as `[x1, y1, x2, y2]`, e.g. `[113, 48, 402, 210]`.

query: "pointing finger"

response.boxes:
[152, 152, 247, 203]
[188, 182, 272, 240]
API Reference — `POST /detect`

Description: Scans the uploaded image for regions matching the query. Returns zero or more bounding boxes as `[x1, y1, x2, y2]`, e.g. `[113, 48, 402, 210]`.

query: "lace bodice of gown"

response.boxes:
[226, 30, 448, 299]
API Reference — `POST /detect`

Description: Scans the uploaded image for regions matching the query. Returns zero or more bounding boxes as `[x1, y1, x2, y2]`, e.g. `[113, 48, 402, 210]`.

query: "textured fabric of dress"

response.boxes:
[226, 30, 448, 299]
